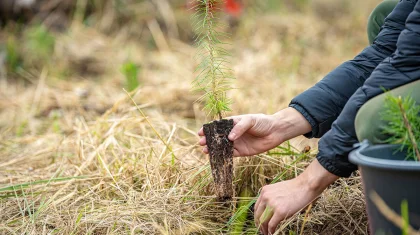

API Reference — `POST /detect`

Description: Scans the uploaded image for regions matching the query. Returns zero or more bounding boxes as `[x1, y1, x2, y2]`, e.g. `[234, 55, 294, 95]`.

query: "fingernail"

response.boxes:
[229, 133, 236, 140]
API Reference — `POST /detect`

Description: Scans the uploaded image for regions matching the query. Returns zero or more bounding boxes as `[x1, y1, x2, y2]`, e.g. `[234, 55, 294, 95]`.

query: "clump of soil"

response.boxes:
[203, 119, 234, 201]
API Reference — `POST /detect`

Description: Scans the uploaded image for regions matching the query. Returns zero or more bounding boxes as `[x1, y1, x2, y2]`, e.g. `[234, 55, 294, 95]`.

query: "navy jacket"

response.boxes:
[290, 0, 420, 177]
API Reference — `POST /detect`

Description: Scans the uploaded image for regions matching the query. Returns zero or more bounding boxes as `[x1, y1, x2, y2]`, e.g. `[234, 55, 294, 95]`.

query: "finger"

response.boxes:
[268, 213, 283, 235]
[259, 207, 274, 235]
[254, 202, 265, 227]
[228, 117, 254, 141]
[226, 115, 241, 125]
[254, 195, 262, 224]
[202, 146, 208, 154]
[199, 137, 206, 146]
[260, 223, 268, 235]
[198, 127, 204, 136]
[233, 149, 240, 157]
[254, 192, 262, 213]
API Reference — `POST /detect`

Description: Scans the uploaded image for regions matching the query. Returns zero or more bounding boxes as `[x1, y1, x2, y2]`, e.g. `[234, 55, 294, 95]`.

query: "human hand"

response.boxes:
[254, 159, 339, 235]
[198, 107, 312, 157]
[198, 113, 282, 156]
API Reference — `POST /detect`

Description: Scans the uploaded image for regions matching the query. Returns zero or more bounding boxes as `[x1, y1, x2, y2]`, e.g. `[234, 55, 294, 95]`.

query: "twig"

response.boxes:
[158, 123, 176, 160]
[152, 0, 179, 39]
[299, 203, 313, 235]
[147, 19, 170, 52]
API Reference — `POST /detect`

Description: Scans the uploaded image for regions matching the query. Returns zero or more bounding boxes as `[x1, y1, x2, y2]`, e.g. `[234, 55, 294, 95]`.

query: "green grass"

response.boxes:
[6, 36, 21, 73]
[401, 200, 409, 235]
[0, 176, 86, 195]
[121, 61, 141, 92]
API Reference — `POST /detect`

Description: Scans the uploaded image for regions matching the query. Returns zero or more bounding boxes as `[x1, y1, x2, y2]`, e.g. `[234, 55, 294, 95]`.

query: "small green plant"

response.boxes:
[381, 94, 420, 161]
[16, 120, 28, 137]
[24, 24, 55, 68]
[230, 186, 252, 234]
[6, 36, 21, 73]
[192, 0, 235, 120]
[121, 61, 140, 92]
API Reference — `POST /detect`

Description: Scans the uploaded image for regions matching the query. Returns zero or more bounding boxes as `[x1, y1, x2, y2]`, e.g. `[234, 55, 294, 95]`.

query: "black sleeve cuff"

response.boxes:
[289, 103, 318, 138]
[316, 154, 357, 178]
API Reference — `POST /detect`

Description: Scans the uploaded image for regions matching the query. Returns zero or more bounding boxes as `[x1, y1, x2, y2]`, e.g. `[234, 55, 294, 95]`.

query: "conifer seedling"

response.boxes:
[192, 0, 235, 201]
[381, 94, 420, 161]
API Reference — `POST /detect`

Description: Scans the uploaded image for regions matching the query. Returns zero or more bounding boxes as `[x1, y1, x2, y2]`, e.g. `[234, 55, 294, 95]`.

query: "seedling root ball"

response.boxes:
[203, 119, 234, 201]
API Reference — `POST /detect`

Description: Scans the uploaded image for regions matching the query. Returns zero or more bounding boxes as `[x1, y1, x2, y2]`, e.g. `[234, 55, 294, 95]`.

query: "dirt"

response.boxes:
[203, 119, 234, 201]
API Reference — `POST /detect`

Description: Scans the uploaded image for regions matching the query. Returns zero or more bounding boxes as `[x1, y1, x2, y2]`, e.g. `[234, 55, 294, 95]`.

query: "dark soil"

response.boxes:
[203, 119, 234, 201]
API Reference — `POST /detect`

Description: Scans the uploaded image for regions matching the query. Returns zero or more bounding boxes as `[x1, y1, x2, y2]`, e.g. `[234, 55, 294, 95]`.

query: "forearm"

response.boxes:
[272, 107, 312, 143]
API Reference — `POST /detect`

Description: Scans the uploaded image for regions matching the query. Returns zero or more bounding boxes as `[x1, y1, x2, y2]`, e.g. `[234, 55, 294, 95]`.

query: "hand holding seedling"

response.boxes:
[192, 0, 237, 201]
[198, 114, 282, 156]
[198, 107, 312, 157]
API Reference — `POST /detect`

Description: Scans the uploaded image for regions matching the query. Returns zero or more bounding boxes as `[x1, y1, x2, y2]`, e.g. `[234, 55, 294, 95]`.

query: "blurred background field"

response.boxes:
[0, 0, 379, 234]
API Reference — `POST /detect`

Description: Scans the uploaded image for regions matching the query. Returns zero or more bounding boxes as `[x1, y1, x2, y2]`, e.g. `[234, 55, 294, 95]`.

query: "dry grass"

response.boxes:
[0, 0, 380, 234]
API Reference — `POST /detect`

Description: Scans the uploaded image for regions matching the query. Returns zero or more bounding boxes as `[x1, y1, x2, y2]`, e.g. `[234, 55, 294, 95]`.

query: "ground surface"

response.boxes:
[0, 0, 379, 234]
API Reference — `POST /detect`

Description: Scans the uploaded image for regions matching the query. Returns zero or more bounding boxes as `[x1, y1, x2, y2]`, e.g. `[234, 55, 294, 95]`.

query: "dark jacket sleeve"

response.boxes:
[289, 0, 417, 138]
[317, 0, 420, 177]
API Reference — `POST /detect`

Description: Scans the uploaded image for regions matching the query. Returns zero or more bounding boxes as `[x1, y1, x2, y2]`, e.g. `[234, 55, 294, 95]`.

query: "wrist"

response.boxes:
[271, 107, 312, 142]
[299, 159, 339, 194]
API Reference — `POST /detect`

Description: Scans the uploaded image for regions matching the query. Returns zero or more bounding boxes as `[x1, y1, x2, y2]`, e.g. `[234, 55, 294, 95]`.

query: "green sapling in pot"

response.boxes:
[381, 94, 420, 160]
[349, 93, 420, 234]
[192, 0, 235, 201]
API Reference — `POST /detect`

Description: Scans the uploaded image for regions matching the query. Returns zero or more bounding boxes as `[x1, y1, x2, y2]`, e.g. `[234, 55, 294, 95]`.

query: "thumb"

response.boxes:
[228, 116, 254, 141]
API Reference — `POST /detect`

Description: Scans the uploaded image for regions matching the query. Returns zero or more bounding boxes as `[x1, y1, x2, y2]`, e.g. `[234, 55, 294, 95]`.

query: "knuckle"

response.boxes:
[261, 185, 270, 193]
[250, 116, 257, 126]
[275, 207, 283, 215]
[262, 221, 269, 228]
[235, 120, 245, 129]
[268, 224, 277, 234]
[261, 195, 268, 203]
[260, 187, 267, 195]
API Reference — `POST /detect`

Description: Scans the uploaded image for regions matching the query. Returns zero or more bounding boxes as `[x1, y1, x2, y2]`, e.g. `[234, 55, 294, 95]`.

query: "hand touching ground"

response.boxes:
[254, 159, 339, 235]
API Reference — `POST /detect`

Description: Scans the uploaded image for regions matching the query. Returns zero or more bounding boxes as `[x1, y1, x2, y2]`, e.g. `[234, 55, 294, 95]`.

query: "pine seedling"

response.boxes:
[381, 94, 420, 161]
[191, 0, 236, 201]
[192, 0, 235, 120]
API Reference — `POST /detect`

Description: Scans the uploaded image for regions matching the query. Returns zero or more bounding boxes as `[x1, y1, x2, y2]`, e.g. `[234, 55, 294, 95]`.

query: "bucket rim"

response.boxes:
[349, 143, 420, 171]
